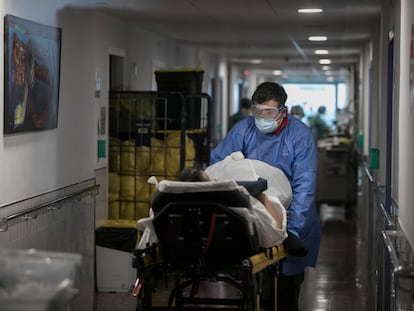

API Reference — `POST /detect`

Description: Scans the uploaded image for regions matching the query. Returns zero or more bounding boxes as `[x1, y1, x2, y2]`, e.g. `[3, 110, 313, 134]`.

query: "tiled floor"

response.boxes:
[96, 204, 375, 311]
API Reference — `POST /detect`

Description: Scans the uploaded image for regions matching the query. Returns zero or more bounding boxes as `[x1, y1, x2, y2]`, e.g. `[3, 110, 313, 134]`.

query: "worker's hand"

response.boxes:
[283, 231, 308, 257]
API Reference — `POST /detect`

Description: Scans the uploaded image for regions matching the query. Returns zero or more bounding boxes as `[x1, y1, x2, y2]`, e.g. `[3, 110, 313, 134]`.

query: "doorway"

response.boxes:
[109, 54, 124, 91]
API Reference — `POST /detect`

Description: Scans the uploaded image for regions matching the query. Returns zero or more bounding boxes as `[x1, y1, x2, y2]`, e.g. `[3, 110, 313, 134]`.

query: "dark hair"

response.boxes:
[177, 163, 209, 182]
[240, 98, 252, 109]
[251, 82, 287, 107]
[290, 105, 304, 116]
[318, 106, 326, 114]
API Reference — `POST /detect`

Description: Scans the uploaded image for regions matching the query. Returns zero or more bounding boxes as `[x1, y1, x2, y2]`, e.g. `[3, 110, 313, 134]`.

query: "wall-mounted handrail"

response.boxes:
[379, 203, 395, 228]
[364, 162, 374, 183]
[391, 198, 399, 218]
[382, 229, 414, 310]
[382, 230, 402, 270]
[1, 178, 97, 210]
[0, 183, 100, 232]
[382, 230, 414, 277]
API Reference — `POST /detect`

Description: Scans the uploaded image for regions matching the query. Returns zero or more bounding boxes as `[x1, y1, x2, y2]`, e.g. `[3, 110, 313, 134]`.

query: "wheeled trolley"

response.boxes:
[132, 179, 287, 311]
[108, 91, 212, 221]
[316, 138, 357, 213]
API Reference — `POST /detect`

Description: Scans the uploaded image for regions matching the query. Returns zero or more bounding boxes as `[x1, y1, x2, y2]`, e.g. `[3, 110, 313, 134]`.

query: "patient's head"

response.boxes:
[177, 165, 210, 182]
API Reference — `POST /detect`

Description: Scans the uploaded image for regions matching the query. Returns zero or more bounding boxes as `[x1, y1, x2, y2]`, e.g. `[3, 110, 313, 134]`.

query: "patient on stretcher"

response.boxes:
[137, 153, 290, 250]
[176, 165, 287, 246]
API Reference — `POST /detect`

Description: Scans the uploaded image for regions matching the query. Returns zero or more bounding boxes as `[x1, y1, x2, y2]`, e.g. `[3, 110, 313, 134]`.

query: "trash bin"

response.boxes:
[0, 248, 82, 310]
[95, 220, 138, 293]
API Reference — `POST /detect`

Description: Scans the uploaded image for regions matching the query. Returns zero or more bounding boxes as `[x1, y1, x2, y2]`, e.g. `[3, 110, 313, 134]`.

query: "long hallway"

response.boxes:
[96, 203, 375, 311]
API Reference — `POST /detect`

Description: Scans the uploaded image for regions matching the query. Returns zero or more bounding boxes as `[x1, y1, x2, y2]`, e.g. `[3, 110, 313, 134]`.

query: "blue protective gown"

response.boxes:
[210, 115, 321, 275]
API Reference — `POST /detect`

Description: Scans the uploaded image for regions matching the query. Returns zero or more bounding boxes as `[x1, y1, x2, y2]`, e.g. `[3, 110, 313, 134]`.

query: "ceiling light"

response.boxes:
[315, 49, 329, 55]
[321, 65, 331, 70]
[298, 8, 323, 13]
[308, 36, 327, 41]
[250, 59, 262, 64]
[272, 70, 283, 75]
[319, 59, 331, 64]
[324, 71, 332, 75]
[327, 77, 334, 82]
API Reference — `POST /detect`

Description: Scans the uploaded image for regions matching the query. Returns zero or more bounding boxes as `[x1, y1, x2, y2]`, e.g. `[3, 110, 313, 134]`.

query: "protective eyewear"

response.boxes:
[252, 104, 286, 119]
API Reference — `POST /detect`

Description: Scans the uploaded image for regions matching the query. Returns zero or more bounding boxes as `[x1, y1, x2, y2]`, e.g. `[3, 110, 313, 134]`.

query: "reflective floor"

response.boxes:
[96, 204, 375, 311]
[298, 204, 375, 311]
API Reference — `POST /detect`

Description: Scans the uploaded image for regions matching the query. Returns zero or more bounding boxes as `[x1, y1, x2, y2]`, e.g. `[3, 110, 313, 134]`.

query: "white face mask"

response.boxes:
[255, 117, 280, 134]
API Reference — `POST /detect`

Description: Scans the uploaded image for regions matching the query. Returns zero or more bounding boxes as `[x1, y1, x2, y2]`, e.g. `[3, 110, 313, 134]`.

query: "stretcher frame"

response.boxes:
[133, 244, 286, 311]
[132, 189, 287, 311]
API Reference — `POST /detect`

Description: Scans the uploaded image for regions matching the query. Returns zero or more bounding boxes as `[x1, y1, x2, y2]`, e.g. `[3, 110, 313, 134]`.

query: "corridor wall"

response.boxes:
[396, 0, 414, 249]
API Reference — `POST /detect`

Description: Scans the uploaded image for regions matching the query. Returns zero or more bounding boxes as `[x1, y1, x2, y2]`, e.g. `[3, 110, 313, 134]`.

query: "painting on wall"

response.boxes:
[4, 14, 62, 134]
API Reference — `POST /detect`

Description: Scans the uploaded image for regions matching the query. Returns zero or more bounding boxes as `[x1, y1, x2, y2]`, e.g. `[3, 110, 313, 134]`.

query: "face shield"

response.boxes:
[252, 104, 285, 119]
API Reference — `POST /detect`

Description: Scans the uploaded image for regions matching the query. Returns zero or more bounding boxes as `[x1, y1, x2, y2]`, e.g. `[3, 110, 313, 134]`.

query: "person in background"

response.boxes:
[290, 105, 308, 125]
[290, 105, 304, 120]
[228, 97, 252, 130]
[210, 81, 321, 311]
[309, 105, 331, 141]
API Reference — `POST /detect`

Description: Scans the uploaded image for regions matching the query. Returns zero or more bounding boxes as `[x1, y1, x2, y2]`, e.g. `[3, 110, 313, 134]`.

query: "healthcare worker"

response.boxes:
[210, 82, 321, 311]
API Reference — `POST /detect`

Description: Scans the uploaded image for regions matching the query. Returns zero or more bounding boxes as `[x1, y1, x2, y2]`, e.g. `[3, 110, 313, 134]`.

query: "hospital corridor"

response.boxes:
[1, 1, 414, 311]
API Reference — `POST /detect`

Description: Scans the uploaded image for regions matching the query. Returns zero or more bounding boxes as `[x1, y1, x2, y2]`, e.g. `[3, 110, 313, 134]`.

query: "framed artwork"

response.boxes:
[4, 14, 62, 134]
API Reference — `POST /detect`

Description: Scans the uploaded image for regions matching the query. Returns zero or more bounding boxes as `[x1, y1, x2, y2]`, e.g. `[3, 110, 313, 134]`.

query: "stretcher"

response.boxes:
[132, 180, 287, 311]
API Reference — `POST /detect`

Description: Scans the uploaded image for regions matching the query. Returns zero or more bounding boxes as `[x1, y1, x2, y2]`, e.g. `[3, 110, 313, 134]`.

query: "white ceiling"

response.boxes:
[82, 0, 382, 83]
